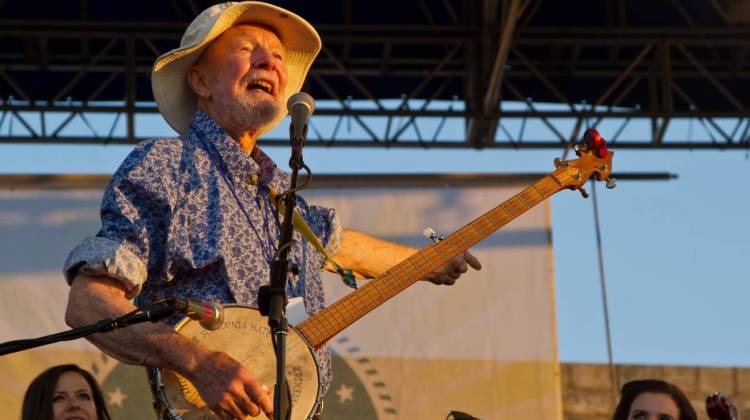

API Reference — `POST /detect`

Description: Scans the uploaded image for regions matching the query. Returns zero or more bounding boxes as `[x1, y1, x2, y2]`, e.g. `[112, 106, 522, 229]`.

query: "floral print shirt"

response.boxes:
[64, 109, 341, 392]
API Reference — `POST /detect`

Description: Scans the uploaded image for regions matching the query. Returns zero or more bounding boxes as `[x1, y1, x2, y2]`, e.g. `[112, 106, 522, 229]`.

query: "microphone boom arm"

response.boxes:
[0, 305, 176, 356]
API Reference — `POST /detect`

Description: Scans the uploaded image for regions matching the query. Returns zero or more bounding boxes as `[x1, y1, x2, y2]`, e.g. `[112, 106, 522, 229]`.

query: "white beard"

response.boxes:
[215, 90, 283, 134]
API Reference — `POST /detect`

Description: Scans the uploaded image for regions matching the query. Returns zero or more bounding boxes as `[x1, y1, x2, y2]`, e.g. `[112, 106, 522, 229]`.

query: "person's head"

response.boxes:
[612, 379, 697, 420]
[188, 23, 288, 140]
[151, 2, 321, 140]
[22, 364, 111, 420]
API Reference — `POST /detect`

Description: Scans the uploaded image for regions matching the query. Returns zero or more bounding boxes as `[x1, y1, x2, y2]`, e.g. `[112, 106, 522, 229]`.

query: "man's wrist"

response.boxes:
[178, 342, 213, 382]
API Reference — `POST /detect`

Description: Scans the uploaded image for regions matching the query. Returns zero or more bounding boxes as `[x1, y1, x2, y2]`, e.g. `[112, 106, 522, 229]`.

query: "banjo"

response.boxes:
[150, 129, 616, 419]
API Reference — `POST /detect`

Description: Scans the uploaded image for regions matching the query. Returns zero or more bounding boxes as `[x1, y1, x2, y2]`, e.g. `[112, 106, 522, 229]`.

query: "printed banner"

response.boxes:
[0, 183, 560, 419]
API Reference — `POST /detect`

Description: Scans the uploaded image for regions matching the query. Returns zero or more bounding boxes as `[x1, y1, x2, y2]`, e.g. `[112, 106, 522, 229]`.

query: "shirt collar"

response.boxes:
[187, 110, 289, 191]
[251, 147, 290, 192]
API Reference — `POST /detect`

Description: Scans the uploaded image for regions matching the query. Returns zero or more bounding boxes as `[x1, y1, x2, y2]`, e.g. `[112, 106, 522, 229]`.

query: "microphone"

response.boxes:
[448, 411, 481, 420]
[287, 92, 315, 142]
[167, 297, 224, 330]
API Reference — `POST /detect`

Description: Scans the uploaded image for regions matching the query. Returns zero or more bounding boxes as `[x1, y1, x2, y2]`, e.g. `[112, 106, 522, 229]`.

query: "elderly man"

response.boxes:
[63, 2, 480, 419]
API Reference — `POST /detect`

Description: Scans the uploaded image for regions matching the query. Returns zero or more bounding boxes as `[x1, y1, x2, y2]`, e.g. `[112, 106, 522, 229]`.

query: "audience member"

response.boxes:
[613, 379, 697, 420]
[22, 364, 112, 420]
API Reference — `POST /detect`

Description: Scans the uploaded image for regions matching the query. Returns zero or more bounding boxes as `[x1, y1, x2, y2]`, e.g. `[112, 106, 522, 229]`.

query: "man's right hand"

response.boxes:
[66, 275, 274, 418]
[188, 350, 273, 419]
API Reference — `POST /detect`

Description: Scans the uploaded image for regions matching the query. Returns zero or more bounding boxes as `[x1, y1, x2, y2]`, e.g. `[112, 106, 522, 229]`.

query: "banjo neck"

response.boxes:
[297, 173, 567, 349]
[297, 128, 616, 350]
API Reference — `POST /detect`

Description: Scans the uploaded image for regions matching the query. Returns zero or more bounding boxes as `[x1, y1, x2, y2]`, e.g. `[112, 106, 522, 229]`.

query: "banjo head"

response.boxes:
[160, 305, 321, 420]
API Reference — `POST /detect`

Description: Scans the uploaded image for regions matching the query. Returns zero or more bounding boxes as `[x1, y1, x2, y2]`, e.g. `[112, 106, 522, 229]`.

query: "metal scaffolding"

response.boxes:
[1, 0, 749, 148]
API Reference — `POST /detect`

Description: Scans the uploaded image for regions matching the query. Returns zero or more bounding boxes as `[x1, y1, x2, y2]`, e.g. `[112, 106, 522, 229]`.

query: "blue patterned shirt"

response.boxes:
[64, 110, 341, 391]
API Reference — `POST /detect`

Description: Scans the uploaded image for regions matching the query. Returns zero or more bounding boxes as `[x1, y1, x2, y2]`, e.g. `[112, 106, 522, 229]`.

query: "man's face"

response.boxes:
[191, 24, 289, 135]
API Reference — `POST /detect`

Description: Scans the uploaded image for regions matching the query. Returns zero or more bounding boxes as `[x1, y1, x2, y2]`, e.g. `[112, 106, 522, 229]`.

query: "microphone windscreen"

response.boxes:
[200, 302, 224, 330]
[287, 92, 315, 114]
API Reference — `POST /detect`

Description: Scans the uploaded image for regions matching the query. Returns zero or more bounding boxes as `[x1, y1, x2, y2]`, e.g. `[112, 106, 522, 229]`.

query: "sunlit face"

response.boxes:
[52, 371, 98, 420]
[628, 392, 680, 420]
[190, 24, 289, 136]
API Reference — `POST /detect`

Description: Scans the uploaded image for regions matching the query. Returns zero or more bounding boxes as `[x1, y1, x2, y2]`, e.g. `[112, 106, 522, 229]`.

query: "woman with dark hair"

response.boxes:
[22, 364, 112, 420]
[613, 379, 697, 420]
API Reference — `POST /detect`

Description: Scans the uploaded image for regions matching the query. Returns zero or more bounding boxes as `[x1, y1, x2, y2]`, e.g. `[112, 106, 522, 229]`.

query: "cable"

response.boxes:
[591, 180, 619, 403]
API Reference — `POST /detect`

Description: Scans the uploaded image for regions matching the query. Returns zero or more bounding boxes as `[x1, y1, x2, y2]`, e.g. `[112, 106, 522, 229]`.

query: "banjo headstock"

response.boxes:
[551, 128, 616, 198]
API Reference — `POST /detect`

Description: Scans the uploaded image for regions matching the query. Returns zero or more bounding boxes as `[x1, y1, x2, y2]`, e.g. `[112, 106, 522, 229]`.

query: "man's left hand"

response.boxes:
[425, 251, 482, 285]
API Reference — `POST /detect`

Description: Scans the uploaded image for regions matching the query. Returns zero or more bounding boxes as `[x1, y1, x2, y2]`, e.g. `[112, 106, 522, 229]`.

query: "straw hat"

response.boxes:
[151, 1, 322, 135]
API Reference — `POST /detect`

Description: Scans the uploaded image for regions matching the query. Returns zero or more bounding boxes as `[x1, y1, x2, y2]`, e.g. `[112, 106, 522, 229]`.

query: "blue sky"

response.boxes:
[1, 110, 748, 368]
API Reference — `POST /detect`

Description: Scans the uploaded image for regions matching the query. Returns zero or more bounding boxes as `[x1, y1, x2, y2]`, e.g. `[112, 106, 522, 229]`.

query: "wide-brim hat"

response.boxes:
[152, 1, 322, 135]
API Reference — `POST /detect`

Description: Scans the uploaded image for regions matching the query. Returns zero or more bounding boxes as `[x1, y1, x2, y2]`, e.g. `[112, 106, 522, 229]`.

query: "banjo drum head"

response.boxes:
[160, 305, 321, 419]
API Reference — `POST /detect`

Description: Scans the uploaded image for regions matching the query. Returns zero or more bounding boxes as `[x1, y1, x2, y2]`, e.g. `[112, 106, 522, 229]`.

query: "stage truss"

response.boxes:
[1, 0, 749, 149]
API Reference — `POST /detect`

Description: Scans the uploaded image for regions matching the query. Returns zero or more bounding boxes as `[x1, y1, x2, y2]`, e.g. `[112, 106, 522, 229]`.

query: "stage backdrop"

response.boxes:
[0, 181, 560, 419]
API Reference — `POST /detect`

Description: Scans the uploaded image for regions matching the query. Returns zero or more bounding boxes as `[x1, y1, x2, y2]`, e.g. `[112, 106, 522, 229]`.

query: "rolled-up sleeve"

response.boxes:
[63, 139, 180, 298]
[63, 236, 147, 298]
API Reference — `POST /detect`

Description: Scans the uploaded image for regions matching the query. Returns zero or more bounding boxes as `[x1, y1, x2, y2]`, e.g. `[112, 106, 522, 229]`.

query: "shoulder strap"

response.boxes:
[268, 188, 357, 289]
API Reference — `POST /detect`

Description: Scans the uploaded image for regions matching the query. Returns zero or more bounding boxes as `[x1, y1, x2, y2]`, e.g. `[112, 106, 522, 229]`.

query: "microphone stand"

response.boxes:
[259, 121, 308, 420]
[0, 306, 176, 356]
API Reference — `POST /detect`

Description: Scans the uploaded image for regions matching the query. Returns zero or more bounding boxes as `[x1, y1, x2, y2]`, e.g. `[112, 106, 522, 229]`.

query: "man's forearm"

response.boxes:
[328, 228, 482, 285]
[328, 228, 418, 279]
[65, 274, 207, 377]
